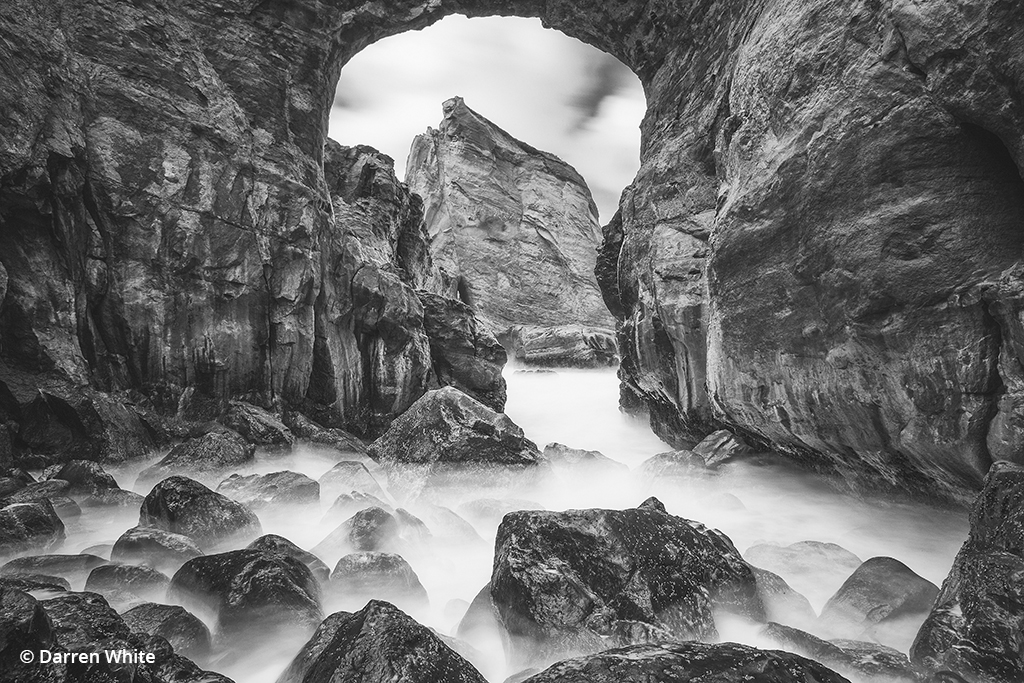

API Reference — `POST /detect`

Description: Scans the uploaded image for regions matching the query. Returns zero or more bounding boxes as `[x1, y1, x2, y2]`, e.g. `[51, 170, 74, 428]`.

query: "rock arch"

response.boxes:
[1, 0, 1024, 499]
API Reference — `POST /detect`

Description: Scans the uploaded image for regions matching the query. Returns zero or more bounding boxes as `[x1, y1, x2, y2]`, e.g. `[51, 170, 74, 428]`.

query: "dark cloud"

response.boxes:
[568, 54, 633, 131]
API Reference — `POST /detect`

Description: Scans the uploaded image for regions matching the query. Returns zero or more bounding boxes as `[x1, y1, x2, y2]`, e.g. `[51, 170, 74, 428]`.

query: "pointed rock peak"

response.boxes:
[638, 496, 666, 513]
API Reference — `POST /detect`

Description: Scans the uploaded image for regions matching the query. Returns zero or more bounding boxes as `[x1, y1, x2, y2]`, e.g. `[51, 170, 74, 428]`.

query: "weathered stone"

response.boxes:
[692, 429, 754, 468]
[749, 565, 817, 632]
[283, 412, 367, 454]
[276, 600, 486, 683]
[168, 549, 322, 646]
[818, 557, 938, 650]
[418, 291, 507, 411]
[221, 401, 295, 448]
[110, 526, 202, 573]
[407, 97, 616, 368]
[217, 471, 319, 508]
[121, 602, 212, 663]
[312, 507, 401, 560]
[0, 500, 66, 558]
[317, 461, 387, 499]
[912, 461, 1024, 682]
[43, 460, 119, 496]
[506, 326, 618, 368]
[1, 554, 106, 591]
[328, 552, 428, 612]
[0, 574, 70, 592]
[491, 497, 764, 670]
[321, 491, 391, 527]
[140, 476, 262, 550]
[137, 429, 255, 486]
[247, 534, 330, 583]
[84, 563, 169, 602]
[762, 622, 917, 683]
[0, 586, 59, 683]
[541, 443, 628, 477]
[516, 641, 849, 683]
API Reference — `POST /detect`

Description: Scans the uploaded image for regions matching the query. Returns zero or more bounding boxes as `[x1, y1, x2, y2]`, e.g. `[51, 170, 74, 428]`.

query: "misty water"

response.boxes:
[58, 365, 969, 683]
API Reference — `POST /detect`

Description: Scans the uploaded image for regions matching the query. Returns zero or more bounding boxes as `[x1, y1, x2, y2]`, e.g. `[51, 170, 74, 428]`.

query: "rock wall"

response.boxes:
[2, 0, 1023, 498]
[406, 97, 616, 367]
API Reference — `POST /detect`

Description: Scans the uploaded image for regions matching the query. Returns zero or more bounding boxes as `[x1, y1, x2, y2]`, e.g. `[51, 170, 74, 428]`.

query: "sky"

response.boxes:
[328, 15, 646, 222]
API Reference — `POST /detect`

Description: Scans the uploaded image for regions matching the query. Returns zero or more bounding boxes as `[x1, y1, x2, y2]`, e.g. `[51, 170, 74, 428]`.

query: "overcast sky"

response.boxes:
[328, 15, 646, 222]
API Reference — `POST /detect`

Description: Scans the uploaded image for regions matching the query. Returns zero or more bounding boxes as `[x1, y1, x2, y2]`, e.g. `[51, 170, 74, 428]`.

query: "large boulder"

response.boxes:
[749, 565, 817, 632]
[311, 506, 428, 562]
[247, 534, 331, 583]
[122, 602, 212, 663]
[516, 641, 849, 683]
[283, 413, 367, 454]
[328, 552, 428, 612]
[368, 387, 539, 499]
[317, 461, 387, 499]
[43, 460, 119, 496]
[505, 325, 618, 368]
[216, 471, 319, 508]
[817, 556, 938, 650]
[1, 554, 107, 591]
[762, 622, 918, 683]
[321, 491, 391, 527]
[912, 461, 1024, 682]
[275, 600, 487, 683]
[139, 476, 262, 550]
[168, 549, 323, 647]
[110, 526, 203, 573]
[407, 97, 617, 368]
[84, 563, 170, 604]
[491, 497, 764, 669]
[0, 586, 60, 683]
[221, 401, 295, 448]
[745, 541, 863, 608]
[136, 430, 255, 487]
[0, 500, 65, 558]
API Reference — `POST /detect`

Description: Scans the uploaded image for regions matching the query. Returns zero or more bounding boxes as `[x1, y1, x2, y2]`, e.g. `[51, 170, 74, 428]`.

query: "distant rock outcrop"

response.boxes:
[407, 97, 617, 368]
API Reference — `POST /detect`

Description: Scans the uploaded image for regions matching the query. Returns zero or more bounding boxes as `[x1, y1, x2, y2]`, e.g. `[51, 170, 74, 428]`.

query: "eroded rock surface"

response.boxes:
[407, 97, 616, 368]
[140, 476, 261, 550]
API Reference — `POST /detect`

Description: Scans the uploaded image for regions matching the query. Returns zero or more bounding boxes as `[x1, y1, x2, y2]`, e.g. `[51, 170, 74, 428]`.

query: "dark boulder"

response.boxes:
[77, 488, 145, 508]
[0, 500, 65, 558]
[40, 590, 130, 648]
[1, 554, 106, 590]
[122, 602, 212, 662]
[140, 476, 261, 549]
[0, 586, 59, 683]
[110, 526, 203, 573]
[321, 491, 391, 527]
[912, 461, 1024, 683]
[276, 600, 487, 683]
[168, 549, 322, 646]
[317, 460, 387, 499]
[136, 430, 255, 487]
[540, 443, 628, 477]
[750, 565, 817, 632]
[216, 471, 319, 508]
[247, 534, 330, 583]
[491, 497, 764, 669]
[283, 413, 367, 454]
[0, 476, 25, 498]
[43, 460, 119, 496]
[84, 563, 170, 602]
[312, 506, 405, 560]
[328, 552, 428, 611]
[818, 556, 938, 650]
[1, 480, 70, 505]
[221, 401, 295, 448]
[0, 574, 70, 592]
[417, 290, 507, 412]
[762, 622, 917, 683]
[515, 641, 849, 683]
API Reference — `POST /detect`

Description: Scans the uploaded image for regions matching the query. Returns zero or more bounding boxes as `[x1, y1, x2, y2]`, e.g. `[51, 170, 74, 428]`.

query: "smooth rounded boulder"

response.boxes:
[111, 525, 203, 573]
[328, 552, 428, 612]
[491, 497, 764, 670]
[122, 602, 212, 662]
[1, 554, 106, 590]
[140, 476, 261, 550]
[136, 429, 255, 487]
[0, 500, 65, 558]
[247, 534, 330, 583]
[85, 563, 170, 603]
[221, 400, 295, 448]
[217, 471, 319, 508]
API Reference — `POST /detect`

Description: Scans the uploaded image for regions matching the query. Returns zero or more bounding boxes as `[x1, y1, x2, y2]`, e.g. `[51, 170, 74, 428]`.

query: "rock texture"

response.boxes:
[911, 461, 1024, 682]
[491, 497, 763, 669]
[139, 476, 261, 549]
[407, 97, 616, 368]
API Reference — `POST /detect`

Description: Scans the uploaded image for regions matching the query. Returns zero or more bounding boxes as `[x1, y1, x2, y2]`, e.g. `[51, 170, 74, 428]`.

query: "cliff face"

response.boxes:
[406, 97, 616, 366]
[2, 0, 1023, 499]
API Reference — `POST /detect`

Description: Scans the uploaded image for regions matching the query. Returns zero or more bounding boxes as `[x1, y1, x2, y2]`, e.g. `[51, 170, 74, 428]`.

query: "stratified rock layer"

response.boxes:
[407, 97, 617, 367]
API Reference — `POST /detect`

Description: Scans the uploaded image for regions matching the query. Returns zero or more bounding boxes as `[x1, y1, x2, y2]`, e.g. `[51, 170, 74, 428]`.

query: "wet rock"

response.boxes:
[0, 574, 70, 592]
[541, 443, 628, 476]
[140, 476, 261, 550]
[0, 586, 58, 683]
[216, 471, 319, 508]
[0, 476, 25, 498]
[369, 387, 539, 499]
[1, 554, 106, 590]
[276, 600, 486, 683]
[41, 590, 130, 647]
[635, 450, 707, 481]
[491, 497, 764, 669]
[168, 549, 322, 646]
[137, 430, 255, 487]
[418, 291, 507, 411]
[506, 325, 618, 368]
[321, 491, 392, 526]
[761, 622, 917, 683]
[110, 526, 203, 573]
[247, 534, 330, 583]
[77, 488, 145, 508]
[516, 641, 849, 683]
[312, 507, 401, 560]
[283, 413, 367, 454]
[43, 460, 119, 496]
[407, 97, 616, 368]
[317, 461, 387, 499]
[750, 565, 817, 631]
[912, 461, 1024, 682]
[745, 541, 863, 606]
[328, 552, 428, 611]
[818, 556, 938, 650]
[84, 563, 169, 602]
[122, 602, 212, 662]
[0, 500, 65, 558]
[692, 430, 753, 468]
[221, 401, 295, 448]
[1, 479, 70, 505]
